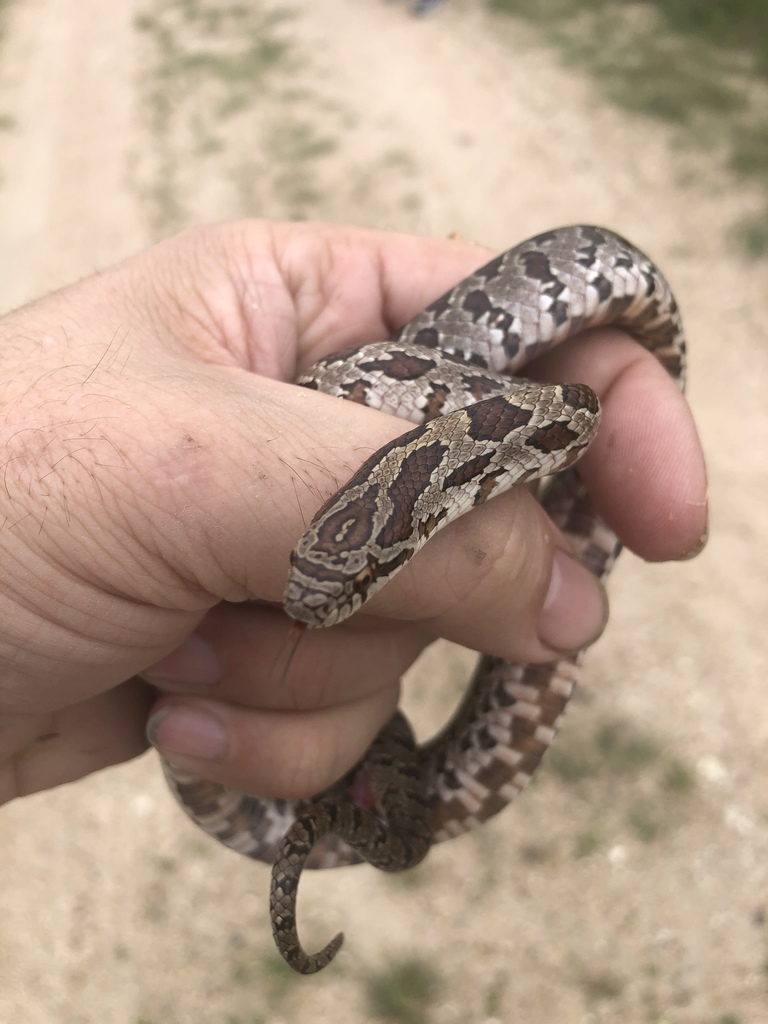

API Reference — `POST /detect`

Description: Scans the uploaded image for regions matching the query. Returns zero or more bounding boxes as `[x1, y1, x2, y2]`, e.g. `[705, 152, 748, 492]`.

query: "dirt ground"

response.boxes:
[0, 1, 767, 1022]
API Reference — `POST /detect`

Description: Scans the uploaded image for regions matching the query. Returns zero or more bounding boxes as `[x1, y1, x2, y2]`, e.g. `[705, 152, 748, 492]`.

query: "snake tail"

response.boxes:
[270, 711, 433, 973]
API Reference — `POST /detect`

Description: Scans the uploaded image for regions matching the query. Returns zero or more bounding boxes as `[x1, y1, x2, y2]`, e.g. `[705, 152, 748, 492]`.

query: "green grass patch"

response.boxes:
[132, 0, 339, 232]
[594, 722, 660, 775]
[626, 798, 663, 843]
[0, 0, 17, 156]
[153, 854, 178, 874]
[650, 1, 768, 75]
[577, 965, 625, 1002]
[730, 216, 768, 259]
[253, 949, 299, 1000]
[484, 974, 506, 1016]
[573, 826, 602, 859]
[662, 759, 695, 794]
[546, 719, 662, 785]
[230, 957, 260, 987]
[486, 0, 768, 257]
[546, 744, 597, 783]
[365, 956, 441, 1024]
[519, 840, 557, 864]
[543, 717, 696, 849]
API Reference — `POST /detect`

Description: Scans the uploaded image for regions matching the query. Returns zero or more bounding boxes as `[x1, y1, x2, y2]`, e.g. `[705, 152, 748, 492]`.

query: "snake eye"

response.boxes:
[352, 566, 374, 594]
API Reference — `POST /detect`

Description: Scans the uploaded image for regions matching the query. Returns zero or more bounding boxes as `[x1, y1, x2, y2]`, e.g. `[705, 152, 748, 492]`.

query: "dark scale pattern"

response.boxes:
[460, 287, 495, 320]
[472, 468, 506, 505]
[517, 249, 556, 287]
[421, 383, 451, 420]
[590, 270, 616, 305]
[526, 422, 581, 454]
[466, 372, 513, 400]
[594, 290, 634, 320]
[377, 441, 446, 547]
[343, 381, 370, 405]
[440, 451, 496, 490]
[358, 351, 438, 380]
[320, 424, 435, 502]
[463, 395, 534, 442]
[415, 508, 450, 540]
[375, 540, 422, 579]
[472, 251, 507, 282]
[562, 382, 599, 413]
[410, 326, 440, 348]
[313, 492, 378, 555]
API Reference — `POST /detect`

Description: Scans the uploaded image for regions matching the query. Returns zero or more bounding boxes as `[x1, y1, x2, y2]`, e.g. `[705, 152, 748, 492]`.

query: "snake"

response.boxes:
[163, 224, 686, 974]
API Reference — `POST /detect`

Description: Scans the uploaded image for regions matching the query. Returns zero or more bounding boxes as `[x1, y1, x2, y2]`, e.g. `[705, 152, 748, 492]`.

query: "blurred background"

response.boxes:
[0, 1, 766, 1021]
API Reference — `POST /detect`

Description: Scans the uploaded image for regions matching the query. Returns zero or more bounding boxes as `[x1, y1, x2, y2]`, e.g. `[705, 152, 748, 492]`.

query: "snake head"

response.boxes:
[284, 475, 406, 627]
[284, 540, 379, 628]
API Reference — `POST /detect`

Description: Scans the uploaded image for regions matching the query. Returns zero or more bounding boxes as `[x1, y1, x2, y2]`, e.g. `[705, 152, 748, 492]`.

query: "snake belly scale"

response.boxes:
[163, 225, 686, 974]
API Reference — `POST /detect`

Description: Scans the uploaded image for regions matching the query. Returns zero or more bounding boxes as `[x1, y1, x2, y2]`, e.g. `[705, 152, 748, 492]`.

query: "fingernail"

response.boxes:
[538, 549, 608, 653]
[678, 525, 709, 561]
[146, 705, 229, 761]
[142, 633, 223, 688]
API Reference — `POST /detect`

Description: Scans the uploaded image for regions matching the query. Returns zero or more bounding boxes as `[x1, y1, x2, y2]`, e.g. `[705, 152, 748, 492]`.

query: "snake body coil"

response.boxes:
[164, 225, 686, 973]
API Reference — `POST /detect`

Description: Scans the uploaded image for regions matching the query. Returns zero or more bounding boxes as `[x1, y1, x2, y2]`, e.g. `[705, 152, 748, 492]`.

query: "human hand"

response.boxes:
[0, 221, 707, 805]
